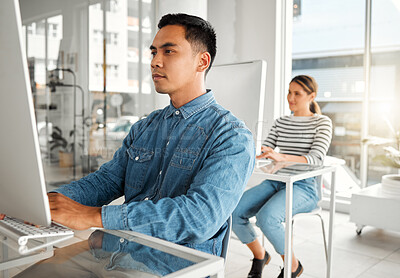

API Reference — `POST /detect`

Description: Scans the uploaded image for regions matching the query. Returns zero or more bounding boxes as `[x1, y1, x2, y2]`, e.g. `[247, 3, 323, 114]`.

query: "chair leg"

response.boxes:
[316, 214, 328, 263]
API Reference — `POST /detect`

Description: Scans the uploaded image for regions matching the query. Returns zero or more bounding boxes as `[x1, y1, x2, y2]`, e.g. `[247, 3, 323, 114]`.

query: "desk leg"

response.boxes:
[326, 170, 337, 278]
[2, 237, 9, 278]
[284, 180, 293, 278]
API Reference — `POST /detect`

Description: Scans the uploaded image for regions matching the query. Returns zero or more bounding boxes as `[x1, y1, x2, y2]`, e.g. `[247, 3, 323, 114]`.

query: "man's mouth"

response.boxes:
[152, 73, 165, 81]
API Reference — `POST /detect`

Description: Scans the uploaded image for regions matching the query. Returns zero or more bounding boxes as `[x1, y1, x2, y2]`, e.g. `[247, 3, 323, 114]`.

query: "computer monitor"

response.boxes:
[0, 0, 51, 226]
[206, 60, 267, 155]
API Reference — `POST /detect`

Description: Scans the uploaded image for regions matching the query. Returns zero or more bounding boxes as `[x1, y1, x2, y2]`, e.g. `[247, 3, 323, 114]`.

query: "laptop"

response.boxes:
[0, 0, 73, 253]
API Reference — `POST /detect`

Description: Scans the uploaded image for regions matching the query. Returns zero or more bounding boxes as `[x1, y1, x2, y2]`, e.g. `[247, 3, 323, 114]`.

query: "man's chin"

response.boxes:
[155, 90, 168, 95]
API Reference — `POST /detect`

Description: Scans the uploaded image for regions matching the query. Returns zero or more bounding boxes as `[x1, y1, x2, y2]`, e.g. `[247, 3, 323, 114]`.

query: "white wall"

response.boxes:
[208, 0, 292, 137]
[156, 0, 207, 21]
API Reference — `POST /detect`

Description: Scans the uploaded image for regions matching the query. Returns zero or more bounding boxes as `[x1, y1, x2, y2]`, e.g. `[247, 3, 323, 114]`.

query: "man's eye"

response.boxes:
[165, 49, 172, 54]
[151, 52, 156, 57]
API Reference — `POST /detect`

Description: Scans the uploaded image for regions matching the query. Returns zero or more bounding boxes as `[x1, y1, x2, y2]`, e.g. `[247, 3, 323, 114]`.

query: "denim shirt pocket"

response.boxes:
[163, 125, 208, 195]
[126, 146, 154, 190]
[170, 151, 197, 170]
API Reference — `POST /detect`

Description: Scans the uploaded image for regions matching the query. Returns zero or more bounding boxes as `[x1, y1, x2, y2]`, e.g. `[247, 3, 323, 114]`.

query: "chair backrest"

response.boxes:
[318, 155, 346, 201]
[220, 215, 232, 262]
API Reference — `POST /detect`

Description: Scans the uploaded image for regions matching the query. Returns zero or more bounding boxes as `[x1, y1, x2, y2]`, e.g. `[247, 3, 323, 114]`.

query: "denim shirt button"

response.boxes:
[159, 170, 162, 175]
[135, 156, 139, 161]
[144, 197, 149, 200]
[119, 238, 124, 243]
[175, 110, 180, 115]
[166, 141, 169, 146]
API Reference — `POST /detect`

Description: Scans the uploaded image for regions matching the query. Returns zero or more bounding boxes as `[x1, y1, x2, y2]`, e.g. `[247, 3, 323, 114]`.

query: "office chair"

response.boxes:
[220, 215, 232, 265]
[291, 175, 328, 261]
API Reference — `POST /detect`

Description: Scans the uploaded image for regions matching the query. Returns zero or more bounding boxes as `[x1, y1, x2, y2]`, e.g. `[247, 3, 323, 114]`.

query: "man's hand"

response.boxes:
[256, 146, 284, 161]
[48, 193, 103, 230]
[0, 214, 5, 220]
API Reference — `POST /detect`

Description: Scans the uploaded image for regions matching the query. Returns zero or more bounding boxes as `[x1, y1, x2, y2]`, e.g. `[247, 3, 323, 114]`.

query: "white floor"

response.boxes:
[225, 210, 400, 278]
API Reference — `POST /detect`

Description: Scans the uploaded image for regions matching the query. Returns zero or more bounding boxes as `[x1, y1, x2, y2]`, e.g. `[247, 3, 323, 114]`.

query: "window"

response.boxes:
[89, 0, 154, 97]
[292, 0, 400, 190]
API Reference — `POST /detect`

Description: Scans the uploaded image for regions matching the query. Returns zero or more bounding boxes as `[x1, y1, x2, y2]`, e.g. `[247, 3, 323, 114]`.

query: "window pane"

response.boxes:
[89, 3, 104, 91]
[141, 0, 153, 96]
[367, 0, 400, 184]
[47, 15, 63, 71]
[292, 0, 365, 186]
[27, 20, 47, 93]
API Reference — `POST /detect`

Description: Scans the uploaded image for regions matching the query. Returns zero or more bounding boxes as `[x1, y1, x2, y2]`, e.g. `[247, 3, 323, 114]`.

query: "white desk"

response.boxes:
[0, 236, 53, 277]
[0, 229, 224, 278]
[253, 161, 337, 278]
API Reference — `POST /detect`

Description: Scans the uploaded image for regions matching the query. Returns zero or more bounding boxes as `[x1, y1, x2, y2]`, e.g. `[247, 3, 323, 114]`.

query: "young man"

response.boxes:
[28, 14, 255, 255]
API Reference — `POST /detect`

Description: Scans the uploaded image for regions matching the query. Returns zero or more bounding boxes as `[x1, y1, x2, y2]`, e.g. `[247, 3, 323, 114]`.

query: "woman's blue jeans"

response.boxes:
[232, 177, 318, 255]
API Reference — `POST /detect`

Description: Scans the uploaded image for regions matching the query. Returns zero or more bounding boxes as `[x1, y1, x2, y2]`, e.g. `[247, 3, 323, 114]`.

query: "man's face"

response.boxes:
[150, 25, 200, 95]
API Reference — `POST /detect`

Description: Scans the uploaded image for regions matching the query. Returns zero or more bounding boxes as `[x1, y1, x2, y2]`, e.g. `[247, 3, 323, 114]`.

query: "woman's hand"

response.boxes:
[256, 146, 284, 161]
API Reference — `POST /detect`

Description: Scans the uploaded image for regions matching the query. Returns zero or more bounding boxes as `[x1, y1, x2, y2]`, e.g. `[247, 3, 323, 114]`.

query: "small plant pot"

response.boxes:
[59, 151, 73, 168]
[381, 174, 400, 197]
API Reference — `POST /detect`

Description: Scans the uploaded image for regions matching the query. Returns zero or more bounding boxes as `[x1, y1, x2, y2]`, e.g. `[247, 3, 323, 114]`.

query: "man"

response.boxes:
[15, 13, 255, 256]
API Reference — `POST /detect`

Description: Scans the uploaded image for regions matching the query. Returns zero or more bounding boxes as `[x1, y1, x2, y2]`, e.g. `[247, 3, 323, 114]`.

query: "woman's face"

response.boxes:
[287, 81, 315, 115]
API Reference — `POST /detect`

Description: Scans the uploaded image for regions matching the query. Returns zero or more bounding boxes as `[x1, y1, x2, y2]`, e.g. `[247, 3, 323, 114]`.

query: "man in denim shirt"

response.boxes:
[47, 13, 255, 256]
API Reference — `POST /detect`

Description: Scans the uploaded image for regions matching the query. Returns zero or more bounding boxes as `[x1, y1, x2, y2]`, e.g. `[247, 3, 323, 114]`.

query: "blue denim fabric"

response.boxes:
[54, 91, 255, 255]
[89, 231, 195, 276]
[232, 177, 318, 255]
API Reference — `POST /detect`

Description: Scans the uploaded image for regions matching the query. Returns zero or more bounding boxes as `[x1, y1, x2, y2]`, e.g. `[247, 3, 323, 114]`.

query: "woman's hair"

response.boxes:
[290, 75, 321, 115]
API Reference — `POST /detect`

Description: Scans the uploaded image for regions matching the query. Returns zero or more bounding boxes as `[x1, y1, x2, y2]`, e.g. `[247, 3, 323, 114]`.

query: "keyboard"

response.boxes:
[0, 216, 74, 246]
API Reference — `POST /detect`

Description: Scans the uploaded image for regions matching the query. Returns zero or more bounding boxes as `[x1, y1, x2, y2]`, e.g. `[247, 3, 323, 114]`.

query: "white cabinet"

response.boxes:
[350, 183, 400, 234]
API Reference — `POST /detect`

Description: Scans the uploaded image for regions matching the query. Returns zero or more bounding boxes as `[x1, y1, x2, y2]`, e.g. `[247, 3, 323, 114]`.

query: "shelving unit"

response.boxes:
[34, 90, 74, 164]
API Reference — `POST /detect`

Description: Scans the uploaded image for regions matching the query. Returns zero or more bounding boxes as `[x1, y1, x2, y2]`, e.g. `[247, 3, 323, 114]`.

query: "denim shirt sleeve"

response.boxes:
[52, 122, 139, 206]
[102, 125, 255, 244]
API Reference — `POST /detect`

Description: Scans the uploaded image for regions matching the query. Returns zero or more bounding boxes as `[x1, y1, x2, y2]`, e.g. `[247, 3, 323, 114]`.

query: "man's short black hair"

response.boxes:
[158, 13, 217, 74]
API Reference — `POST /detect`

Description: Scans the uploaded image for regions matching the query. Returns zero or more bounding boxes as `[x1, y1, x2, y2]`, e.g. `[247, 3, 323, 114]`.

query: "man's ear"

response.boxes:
[197, 51, 211, 73]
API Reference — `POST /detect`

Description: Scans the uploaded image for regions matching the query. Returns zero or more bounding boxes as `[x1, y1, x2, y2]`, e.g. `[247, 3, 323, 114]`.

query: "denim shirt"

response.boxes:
[54, 91, 255, 255]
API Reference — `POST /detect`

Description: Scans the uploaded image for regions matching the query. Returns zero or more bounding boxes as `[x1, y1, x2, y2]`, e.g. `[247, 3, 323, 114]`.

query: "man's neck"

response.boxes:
[169, 83, 207, 108]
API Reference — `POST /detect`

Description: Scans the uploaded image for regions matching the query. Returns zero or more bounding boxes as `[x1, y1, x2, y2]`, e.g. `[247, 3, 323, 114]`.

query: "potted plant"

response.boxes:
[49, 126, 75, 167]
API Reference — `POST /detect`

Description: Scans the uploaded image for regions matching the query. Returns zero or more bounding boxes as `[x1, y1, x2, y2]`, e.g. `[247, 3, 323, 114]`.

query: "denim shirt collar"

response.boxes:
[164, 90, 215, 120]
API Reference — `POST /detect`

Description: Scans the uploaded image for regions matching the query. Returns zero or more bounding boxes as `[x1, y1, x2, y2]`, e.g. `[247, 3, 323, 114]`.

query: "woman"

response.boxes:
[232, 75, 332, 278]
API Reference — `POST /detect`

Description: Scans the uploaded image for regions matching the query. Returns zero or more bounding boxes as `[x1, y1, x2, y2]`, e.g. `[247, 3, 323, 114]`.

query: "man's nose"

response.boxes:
[151, 53, 162, 68]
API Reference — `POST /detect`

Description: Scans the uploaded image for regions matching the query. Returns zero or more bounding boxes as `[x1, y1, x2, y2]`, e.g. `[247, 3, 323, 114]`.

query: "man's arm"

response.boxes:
[47, 121, 140, 229]
[52, 121, 141, 207]
[101, 125, 255, 243]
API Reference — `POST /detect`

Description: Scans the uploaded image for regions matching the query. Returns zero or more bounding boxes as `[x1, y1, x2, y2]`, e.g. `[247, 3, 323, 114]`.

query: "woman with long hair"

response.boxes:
[232, 75, 332, 278]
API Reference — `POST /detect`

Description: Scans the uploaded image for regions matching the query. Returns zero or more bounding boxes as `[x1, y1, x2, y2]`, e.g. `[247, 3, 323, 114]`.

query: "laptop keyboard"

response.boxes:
[0, 216, 74, 246]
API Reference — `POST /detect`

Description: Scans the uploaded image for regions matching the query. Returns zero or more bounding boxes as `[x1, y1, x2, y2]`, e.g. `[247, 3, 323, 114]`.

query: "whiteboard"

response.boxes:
[206, 60, 267, 155]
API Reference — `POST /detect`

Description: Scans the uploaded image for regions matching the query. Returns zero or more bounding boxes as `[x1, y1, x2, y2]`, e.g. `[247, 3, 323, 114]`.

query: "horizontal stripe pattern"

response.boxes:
[263, 114, 332, 165]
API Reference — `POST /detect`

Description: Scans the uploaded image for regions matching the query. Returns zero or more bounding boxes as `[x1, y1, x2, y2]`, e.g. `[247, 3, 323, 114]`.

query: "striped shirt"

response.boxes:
[263, 114, 332, 165]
